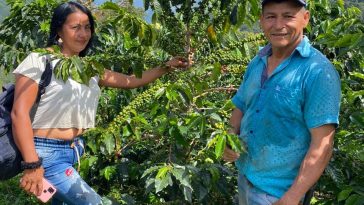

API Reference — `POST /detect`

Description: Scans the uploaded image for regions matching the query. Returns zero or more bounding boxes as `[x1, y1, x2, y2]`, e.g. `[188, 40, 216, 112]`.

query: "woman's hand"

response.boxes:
[20, 167, 45, 196]
[164, 56, 189, 71]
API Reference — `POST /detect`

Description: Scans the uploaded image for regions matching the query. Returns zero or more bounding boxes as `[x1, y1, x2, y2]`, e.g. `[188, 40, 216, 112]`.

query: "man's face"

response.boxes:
[260, 1, 309, 51]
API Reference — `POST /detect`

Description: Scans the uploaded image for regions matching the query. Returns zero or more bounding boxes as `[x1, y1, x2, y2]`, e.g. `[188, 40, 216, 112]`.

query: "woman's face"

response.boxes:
[58, 10, 91, 56]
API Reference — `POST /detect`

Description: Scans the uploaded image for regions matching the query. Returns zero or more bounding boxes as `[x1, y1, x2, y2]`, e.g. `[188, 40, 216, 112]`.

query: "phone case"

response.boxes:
[37, 178, 57, 203]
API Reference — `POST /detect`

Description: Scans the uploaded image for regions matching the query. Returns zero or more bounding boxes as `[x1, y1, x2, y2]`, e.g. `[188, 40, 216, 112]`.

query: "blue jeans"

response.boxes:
[34, 136, 102, 205]
[238, 174, 279, 205]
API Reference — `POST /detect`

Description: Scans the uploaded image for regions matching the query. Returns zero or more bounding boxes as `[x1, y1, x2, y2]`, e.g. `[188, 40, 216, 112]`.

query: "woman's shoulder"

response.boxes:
[13, 51, 50, 78]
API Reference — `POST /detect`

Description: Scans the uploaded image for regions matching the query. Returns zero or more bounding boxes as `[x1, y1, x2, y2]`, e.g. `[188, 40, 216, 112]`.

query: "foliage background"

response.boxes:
[0, 0, 363, 204]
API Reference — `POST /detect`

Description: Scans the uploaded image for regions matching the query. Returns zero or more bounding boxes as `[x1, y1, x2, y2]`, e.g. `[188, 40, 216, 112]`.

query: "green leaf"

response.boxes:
[345, 194, 364, 205]
[237, 2, 247, 25]
[183, 186, 192, 202]
[176, 87, 191, 106]
[171, 167, 192, 189]
[131, 60, 144, 78]
[154, 87, 166, 98]
[101, 166, 117, 181]
[350, 72, 364, 80]
[249, 0, 259, 17]
[88, 156, 98, 167]
[100, 2, 121, 11]
[187, 116, 202, 130]
[207, 132, 220, 148]
[222, 16, 231, 33]
[138, 23, 145, 40]
[122, 125, 132, 137]
[334, 33, 362, 47]
[155, 173, 172, 193]
[210, 113, 222, 122]
[358, 151, 364, 162]
[211, 62, 221, 81]
[142, 166, 161, 178]
[215, 135, 226, 159]
[350, 112, 364, 128]
[123, 32, 133, 50]
[102, 133, 115, 155]
[208, 166, 220, 183]
[227, 133, 246, 153]
[207, 24, 217, 43]
[156, 166, 170, 179]
[229, 5, 238, 25]
[170, 126, 188, 147]
[152, 12, 158, 24]
[200, 117, 206, 136]
[70, 63, 82, 83]
[338, 188, 353, 201]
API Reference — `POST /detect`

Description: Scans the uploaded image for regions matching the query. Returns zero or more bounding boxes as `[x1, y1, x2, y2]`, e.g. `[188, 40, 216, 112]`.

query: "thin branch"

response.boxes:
[194, 86, 238, 99]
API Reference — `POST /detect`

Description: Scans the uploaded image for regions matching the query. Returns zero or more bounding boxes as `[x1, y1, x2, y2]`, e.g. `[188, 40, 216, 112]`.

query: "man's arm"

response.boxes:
[230, 108, 243, 135]
[274, 124, 335, 205]
[222, 108, 243, 162]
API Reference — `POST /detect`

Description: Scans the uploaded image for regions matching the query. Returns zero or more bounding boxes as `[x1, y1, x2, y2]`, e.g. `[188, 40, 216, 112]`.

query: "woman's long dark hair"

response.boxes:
[47, 1, 95, 57]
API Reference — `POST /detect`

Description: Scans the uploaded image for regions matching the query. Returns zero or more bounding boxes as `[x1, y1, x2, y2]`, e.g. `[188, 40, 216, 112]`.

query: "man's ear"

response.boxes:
[303, 10, 310, 27]
[259, 15, 264, 28]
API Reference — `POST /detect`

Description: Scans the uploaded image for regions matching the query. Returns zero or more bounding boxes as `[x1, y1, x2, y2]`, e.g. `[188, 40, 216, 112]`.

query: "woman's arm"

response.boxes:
[11, 74, 44, 196]
[99, 57, 188, 89]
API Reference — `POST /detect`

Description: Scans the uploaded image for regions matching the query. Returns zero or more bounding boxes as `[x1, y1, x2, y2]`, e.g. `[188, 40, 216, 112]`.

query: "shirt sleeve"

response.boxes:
[12, 52, 46, 84]
[232, 83, 246, 112]
[232, 59, 259, 113]
[304, 63, 341, 129]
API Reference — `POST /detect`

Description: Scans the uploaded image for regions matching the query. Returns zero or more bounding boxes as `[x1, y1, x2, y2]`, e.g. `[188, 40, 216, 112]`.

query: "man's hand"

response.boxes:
[273, 194, 301, 205]
[222, 146, 240, 162]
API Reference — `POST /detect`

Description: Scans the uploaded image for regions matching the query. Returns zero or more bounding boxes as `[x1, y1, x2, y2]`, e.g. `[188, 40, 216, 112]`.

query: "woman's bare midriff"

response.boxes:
[33, 128, 86, 141]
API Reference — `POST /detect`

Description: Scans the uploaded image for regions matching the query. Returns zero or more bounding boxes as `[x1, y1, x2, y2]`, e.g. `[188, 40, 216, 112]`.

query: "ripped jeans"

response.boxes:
[34, 136, 102, 205]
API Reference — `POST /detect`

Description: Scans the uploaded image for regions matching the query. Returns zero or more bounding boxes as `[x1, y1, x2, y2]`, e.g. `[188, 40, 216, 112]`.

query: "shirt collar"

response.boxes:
[258, 36, 311, 58]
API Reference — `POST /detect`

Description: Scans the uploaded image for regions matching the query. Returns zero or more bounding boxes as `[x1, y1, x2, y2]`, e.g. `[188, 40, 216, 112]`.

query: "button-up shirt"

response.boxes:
[232, 36, 341, 197]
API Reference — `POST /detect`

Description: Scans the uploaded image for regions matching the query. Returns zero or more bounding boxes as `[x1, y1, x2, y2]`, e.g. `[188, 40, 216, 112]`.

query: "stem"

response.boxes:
[116, 133, 157, 157]
[185, 138, 197, 161]
[168, 144, 173, 163]
[194, 86, 238, 99]
[185, 23, 194, 67]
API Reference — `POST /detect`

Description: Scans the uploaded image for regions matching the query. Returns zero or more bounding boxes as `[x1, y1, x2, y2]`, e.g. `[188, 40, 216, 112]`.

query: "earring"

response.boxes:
[58, 38, 63, 44]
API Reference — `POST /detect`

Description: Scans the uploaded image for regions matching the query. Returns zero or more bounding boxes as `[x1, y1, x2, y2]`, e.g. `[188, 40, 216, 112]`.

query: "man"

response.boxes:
[223, 0, 341, 205]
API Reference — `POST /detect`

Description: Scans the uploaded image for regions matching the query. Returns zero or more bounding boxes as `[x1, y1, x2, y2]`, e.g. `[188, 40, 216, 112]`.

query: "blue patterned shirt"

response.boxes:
[232, 36, 341, 197]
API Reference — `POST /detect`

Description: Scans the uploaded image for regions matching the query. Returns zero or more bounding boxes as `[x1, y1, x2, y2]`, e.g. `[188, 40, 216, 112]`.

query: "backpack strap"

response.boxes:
[36, 55, 53, 103]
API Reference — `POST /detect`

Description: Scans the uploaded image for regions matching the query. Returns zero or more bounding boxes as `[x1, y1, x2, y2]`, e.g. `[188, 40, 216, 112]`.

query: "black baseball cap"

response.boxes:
[262, 0, 307, 7]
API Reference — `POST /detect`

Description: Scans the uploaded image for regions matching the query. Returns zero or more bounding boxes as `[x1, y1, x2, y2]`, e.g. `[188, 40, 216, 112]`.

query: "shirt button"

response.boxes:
[256, 110, 259, 113]
[250, 130, 253, 134]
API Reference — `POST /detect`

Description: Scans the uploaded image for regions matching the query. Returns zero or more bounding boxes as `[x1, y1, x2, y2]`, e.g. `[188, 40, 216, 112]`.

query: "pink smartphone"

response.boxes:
[37, 178, 57, 203]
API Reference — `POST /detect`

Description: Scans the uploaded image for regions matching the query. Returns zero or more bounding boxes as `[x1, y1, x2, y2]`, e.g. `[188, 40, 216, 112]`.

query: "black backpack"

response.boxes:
[0, 56, 52, 180]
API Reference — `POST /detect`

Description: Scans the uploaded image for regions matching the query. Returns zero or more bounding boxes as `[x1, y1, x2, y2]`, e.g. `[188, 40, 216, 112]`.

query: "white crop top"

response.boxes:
[13, 52, 101, 129]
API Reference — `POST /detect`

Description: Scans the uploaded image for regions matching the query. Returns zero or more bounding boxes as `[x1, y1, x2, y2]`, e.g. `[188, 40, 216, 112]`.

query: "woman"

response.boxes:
[11, 1, 188, 204]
